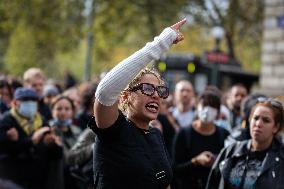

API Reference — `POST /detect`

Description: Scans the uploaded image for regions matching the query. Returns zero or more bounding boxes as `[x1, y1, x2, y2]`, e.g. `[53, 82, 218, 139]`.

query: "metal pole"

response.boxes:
[83, 0, 94, 81]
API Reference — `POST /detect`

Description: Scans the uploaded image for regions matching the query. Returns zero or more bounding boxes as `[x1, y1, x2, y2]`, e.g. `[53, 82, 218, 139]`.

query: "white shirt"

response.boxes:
[172, 107, 195, 128]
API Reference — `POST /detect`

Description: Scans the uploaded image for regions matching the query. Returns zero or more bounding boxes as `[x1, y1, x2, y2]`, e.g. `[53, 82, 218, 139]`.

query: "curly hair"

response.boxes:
[119, 67, 165, 112]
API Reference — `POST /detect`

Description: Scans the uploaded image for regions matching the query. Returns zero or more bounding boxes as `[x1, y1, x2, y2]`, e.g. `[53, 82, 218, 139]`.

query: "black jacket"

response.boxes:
[206, 139, 284, 189]
[0, 111, 63, 189]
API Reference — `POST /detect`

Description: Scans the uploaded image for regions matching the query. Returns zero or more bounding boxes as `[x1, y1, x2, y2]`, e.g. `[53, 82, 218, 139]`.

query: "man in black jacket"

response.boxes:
[0, 87, 62, 189]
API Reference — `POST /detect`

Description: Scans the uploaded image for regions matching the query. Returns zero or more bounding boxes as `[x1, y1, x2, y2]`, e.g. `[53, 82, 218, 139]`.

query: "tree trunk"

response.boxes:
[225, 31, 237, 63]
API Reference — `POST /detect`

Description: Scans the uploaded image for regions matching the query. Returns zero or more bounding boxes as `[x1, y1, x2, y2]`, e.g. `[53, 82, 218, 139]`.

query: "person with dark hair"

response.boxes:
[205, 85, 231, 131]
[64, 70, 77, 90]
[50, 95, 81, 151]
[88, 19, 186, 189]
[0, 79, 13, 116]
[76, 83, 97, 130]
[49, 95, 81, 189]
[63, 87, 81, 116]
[172, 90, 229, 189]
[226, 84, 248, 129]
[225, 93, 267, 146]
[8, 77, 23, 94]
[156, 98, 181, 158]
[206, 97, 284, 189]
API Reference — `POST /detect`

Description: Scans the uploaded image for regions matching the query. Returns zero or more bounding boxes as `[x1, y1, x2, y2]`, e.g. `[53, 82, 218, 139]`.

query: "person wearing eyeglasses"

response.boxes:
[206, 97, 284, 189]
[87, 19, 186, 189]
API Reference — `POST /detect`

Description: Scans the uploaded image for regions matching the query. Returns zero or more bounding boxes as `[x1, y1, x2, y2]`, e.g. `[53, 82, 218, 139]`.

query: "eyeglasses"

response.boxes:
[129, 83, 169, 99]
[257, 97, 283, 111]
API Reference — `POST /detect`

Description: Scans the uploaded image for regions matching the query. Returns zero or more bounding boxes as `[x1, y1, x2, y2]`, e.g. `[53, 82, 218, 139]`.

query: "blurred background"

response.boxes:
[0, 0, 269, 92]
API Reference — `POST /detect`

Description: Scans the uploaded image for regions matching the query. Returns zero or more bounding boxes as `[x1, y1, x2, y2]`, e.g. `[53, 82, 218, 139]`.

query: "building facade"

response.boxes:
[259, 0, 284, 96]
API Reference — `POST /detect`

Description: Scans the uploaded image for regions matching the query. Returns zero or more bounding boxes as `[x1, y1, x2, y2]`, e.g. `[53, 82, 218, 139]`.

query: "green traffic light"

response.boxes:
[158, 62, 167, 72]
[187, 63, 195, 73]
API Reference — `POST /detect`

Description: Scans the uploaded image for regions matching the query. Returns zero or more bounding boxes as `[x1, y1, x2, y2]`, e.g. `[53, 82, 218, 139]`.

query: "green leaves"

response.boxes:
[0, 0, 85, 75]
[0, 0, 262, 78]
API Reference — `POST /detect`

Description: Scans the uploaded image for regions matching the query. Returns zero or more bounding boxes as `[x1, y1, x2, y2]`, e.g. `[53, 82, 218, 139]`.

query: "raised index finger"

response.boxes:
[171, 18, 187, 30]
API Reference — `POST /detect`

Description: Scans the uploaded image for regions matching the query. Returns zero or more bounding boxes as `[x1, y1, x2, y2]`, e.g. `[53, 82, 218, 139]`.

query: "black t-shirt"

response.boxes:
[173, 126, 229, 189]
[228, 149, 268, 189]
[88, 112, 173, 189]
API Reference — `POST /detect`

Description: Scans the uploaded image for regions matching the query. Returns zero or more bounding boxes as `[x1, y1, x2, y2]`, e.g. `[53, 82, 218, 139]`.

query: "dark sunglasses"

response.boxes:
[257, 97, 283, 111]
[130, 83, 169, 99]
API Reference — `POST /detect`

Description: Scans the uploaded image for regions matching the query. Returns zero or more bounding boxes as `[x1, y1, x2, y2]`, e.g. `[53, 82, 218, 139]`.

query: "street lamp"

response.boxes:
[209, 26, 224, 86]
[211, 26, 224, 52]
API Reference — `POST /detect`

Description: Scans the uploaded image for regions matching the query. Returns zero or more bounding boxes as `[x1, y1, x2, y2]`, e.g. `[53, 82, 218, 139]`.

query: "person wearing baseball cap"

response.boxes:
[13, 87, 39, 119]
[0, 87, 63, 189]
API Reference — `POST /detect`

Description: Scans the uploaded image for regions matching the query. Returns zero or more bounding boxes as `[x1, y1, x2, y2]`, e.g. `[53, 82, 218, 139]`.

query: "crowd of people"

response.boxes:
[0, 68, 97, 189]
[0, 19, 284, 189]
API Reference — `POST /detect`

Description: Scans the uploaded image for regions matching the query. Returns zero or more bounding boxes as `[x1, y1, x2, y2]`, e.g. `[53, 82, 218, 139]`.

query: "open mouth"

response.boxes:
[145, 102, 159, 113]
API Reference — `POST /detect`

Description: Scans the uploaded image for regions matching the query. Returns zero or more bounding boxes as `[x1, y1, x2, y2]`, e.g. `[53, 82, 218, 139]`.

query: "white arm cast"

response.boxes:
[95, 27, 177, 106]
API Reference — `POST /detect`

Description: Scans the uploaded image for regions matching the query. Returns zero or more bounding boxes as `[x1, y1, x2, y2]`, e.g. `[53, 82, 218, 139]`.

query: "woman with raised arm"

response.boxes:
[87, 19, 186, 189]
[206, 97, 284, 189]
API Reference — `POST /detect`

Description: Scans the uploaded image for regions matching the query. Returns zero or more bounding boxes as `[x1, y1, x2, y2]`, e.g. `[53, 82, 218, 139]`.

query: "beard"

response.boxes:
[233, 104, 241, 113]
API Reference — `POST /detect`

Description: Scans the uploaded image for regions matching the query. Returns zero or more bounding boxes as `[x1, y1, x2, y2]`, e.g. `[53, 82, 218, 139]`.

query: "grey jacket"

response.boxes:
[67, 128, 96, 166]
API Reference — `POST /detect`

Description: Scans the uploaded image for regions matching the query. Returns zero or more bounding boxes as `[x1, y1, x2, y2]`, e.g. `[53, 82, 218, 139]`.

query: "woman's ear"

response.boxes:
[273, 123, 280, 134]
[120, 91, 130, 102]
[119, 91, 131, 112]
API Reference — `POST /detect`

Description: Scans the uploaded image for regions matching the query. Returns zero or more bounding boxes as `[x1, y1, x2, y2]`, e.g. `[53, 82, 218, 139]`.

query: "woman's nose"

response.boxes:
[152, 90, 159, 99]
[255, 119, 263, 128]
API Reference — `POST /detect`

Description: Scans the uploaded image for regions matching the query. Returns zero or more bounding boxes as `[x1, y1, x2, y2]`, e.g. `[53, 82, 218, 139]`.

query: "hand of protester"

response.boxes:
[170, 18, 187, 44]
[31, 127, 50, 145]
[192, 151, 216, 167]
[43, 133, 62, 147]
[6, 128, 19, 141]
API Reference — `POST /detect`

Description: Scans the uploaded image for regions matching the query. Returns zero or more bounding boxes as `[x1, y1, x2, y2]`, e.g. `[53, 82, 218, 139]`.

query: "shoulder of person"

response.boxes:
[216, 126, 230, 137]
[272, 138, 284, 152]
[279, 144, 284, 159]
[223, 140, 249, 158]
[174, 126, 192, 141]
[0, 112, 18, 129]
[150, 126, 162, 134]
[179, 126, 192, 134]
[70, 125, 82, 135]
[80, 128, 96, 138]
[88, 110, 127, 133]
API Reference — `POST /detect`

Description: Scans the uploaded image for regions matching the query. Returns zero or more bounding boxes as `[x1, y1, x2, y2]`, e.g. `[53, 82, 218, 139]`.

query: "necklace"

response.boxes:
[127, 118, 150, 134]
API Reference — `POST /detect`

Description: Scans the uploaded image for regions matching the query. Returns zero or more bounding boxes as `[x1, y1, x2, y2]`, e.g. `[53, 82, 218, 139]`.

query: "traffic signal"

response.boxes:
[187, 62, 196, 73]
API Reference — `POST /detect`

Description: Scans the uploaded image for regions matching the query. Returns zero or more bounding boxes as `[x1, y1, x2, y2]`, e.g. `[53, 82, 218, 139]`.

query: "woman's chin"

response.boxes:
[145, 113, 158, 122]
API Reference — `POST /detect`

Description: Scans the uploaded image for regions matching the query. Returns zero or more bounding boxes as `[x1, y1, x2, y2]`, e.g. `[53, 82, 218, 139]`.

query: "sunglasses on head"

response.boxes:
[257, 97, 283, 111]
[130, 83, 169, 99]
